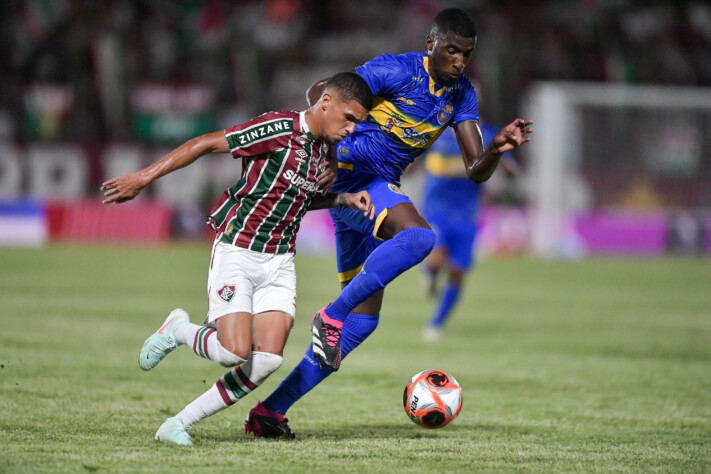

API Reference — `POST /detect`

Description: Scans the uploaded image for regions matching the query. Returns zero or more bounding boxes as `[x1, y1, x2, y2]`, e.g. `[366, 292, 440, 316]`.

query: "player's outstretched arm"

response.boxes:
[308, 191, 375, 220]
[101, 131, 229, 204]
[456, 119, 533, 183]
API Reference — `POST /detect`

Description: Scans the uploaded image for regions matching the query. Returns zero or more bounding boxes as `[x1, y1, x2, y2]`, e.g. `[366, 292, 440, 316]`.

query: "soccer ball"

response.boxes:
[403, 369, 462, 429]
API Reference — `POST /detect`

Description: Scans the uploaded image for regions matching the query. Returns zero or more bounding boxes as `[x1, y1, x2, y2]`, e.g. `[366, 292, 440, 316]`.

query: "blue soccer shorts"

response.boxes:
[328, 166, 412, 283]
[425, 212, 478, 271]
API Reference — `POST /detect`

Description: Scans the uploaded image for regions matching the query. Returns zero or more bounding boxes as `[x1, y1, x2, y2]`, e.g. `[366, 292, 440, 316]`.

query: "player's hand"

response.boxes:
[101, 173, 145, 204]
[491, 119, 533, 154]
[343, 191, 375, 220]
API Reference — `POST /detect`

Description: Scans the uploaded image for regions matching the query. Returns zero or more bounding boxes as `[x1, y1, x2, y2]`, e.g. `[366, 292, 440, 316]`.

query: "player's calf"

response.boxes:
[181, 321, 246, 367]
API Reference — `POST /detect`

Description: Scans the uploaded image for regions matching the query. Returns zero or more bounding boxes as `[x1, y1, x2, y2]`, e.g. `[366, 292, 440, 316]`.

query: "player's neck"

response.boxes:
[303, 107, 321, 140]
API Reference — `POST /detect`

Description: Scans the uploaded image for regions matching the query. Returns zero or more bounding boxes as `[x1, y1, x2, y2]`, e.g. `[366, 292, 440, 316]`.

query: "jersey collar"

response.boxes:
[422, 56, 446, 98]
[299, 111, 317, 141]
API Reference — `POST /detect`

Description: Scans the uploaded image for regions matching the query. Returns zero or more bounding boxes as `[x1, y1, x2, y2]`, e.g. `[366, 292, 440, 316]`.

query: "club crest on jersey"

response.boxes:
[388, 183, 406, 195]
[217, 284, 235, 302]
[437, 104, 454, 125]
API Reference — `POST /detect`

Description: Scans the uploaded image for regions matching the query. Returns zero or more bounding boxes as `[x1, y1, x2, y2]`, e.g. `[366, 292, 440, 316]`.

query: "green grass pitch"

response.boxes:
[1, 244, 710, 472]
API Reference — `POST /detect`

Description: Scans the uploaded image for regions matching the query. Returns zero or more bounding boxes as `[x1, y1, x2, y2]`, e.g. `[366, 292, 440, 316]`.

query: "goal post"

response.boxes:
[521, 82, 711, 258]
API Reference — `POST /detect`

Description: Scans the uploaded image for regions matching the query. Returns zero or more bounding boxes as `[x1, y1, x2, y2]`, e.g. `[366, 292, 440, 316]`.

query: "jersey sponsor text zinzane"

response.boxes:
[234, 120, 291, 146]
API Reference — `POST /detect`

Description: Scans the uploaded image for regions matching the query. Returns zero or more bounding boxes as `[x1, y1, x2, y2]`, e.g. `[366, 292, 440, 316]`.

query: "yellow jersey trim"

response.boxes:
[373, 207, 389, 241]
[338, 264, 364, 283]
[425, 151, 466, 177]
[368, 98, 445, 149]
[423, 57, 445, 97]
[338, 162, 353, 170]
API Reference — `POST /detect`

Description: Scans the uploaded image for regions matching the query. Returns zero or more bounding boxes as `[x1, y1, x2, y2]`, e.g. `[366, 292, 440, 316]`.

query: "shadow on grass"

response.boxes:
[198, 422, 531, 443]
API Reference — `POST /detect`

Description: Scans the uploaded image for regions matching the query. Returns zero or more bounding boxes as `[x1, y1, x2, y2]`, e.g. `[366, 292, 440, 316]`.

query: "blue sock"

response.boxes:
[327, 227, 436, 322]
[428, 282, 461, 328]
[263, 312, 379, 415]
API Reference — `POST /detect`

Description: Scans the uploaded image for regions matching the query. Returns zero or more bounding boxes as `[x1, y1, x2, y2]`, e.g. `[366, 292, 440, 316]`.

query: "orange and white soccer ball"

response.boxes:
[403, 369, 462, 429]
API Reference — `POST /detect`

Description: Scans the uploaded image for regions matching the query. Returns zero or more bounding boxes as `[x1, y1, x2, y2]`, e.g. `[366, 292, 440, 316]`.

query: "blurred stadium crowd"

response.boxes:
[1, 0, 709, 253]
[1, 0, 710, 143]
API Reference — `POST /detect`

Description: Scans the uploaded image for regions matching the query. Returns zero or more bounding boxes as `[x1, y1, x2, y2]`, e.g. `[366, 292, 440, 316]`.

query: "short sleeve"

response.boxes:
[224, 113, 294, 159]
[451, 78, 479, 127]
[355, 53, 411, 97]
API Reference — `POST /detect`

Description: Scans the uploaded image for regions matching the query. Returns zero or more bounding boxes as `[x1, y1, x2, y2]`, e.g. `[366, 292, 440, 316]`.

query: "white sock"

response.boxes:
[175, 351, 283, 428]
[175, 322, 245, 367]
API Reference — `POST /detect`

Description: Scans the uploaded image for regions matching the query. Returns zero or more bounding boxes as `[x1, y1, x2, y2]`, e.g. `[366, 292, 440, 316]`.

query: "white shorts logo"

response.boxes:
[217, 284, 235, 302]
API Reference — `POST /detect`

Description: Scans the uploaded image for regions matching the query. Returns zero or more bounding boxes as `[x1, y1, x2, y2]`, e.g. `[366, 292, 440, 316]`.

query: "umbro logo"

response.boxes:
[294, 149, 309, 163]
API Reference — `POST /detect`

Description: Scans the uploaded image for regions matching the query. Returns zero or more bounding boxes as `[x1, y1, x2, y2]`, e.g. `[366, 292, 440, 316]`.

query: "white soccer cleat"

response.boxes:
[138, 309, 189, 371]
[422, 325, 443, 343]
[155, 417, 192, 446]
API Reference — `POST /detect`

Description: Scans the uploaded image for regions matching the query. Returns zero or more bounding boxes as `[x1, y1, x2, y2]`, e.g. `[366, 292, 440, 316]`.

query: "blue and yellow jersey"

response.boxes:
[422, 121, 510, 222]
[337, 51, 479, 185]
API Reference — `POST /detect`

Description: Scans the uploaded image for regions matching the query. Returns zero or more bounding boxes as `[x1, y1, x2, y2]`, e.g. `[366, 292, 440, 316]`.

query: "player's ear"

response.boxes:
[426, 36, 434, 54]
[321, 91, 332, 110]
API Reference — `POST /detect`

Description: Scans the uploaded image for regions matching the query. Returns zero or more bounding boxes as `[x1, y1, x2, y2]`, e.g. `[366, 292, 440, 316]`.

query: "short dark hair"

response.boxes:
[324, 72, 373, 111]
[430, 8, 477, 40]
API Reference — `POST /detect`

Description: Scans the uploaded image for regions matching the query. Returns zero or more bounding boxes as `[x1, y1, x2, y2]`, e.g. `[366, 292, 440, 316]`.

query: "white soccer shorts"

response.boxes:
[206, 241, 296, 324]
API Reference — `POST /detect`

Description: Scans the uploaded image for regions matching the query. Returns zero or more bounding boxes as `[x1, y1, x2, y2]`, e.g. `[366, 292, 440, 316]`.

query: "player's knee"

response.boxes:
[214, 340, 248, 367]
[248, 351, 283, 385]
[397, 227, 436, 261]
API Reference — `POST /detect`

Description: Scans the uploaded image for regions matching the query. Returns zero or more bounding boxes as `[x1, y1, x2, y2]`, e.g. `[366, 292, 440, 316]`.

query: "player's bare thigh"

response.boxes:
[251, 311, 293, 356]
[377, 202, 432, 240]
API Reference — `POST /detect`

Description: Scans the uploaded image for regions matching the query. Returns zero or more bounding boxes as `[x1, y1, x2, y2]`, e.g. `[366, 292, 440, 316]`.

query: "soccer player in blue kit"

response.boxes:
[244, 7, 533, 438]
[421, 121, 514, 342]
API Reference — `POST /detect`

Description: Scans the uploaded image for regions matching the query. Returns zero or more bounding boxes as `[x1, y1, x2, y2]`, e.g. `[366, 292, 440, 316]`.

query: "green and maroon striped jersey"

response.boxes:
[207, 110, 327, 253]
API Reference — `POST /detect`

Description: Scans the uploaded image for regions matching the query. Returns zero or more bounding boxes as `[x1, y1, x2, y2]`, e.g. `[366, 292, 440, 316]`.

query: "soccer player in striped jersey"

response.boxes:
[247, 8, 532, 437]
[101, 72, 374, 445]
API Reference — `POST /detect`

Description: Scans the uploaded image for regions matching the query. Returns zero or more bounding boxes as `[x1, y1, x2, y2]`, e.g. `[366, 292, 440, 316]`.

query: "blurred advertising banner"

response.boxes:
[0, 139, 709, 254]
[0, 199, 46, 247]
[131, 84, 215, 143]
[0, 141, 238, 245]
